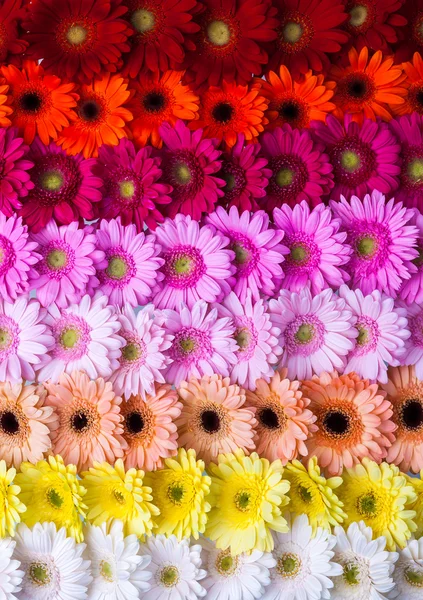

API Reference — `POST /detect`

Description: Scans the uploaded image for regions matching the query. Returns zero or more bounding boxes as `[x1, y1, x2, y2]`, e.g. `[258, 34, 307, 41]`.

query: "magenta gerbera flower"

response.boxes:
[0, 127, 34, 216]
[161, 299, 237, 387]
[97, 138, 173, 232]
[153, 213, 234, 310]
[206, 206, 285, 302]
[401, 301, 423, 380]
[159, 120, 225, 220]
[330, 190, 419, 297]
[340, 285, 409, 383]
[312, 114, 400, 201]
[269, 287, 357, 381]
[390, 113, 423, 210]
[273, 201, 351, 294]
[400, 210, 423, 305]
[260, 124, 334, 211]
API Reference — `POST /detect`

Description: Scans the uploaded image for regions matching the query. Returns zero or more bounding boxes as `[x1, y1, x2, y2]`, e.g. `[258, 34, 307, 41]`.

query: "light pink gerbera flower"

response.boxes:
[37, 292, 124, 383]
[206, 206, 285, 301]
[400, 210, 423, 305]
[340, 285, 410, 383]
[29, 220, 105, 308]
[153, 213, 234, 310]
[109, 305, 173, 400]
[330, 190, 419, 296]
[273, 201, 351, 294]
[161, 299, 238, 387]
[215, 291, 282, 390]
[401, 301, 423, 381]
[269, 287, 357, 381]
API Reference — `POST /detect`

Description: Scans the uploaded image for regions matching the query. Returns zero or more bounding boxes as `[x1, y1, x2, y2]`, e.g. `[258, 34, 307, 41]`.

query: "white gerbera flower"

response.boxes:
[13, 522, 91, 600]
[85, 520, 151, 599]
[264, 513, 341, 600]
[332, 521, 398, 600]
[139, 534, 206, 600]
[0, 537, 23, 599]
[390, 537, 423, 599]
[200, 538, 275, 600]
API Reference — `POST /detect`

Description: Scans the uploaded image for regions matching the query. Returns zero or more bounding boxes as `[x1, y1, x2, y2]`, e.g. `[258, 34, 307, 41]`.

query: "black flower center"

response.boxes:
[212, 102, 234, 123]
[323, 411, 350, 436]
[0, 411, 20, 435]
[402, 399, 423, 430]
[71, 411, 89, 432]
[259, 407, 280, 429]
[347, 78, 368, 99]
[20, 92, 42, 112]
[79, 100, 101, 121]
[279, 101, 300, 122]
[143, 91, 166, 113]
[126, 411, 145, 434]
[201, 409, 221, 433]
[417, 90, 423, 107]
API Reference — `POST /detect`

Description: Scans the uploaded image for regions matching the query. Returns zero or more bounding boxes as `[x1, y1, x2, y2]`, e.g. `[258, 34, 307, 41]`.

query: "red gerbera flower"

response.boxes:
[395, 51, 423, 116]
[393, 0, 423, 63]
[0, 0, 28, 65]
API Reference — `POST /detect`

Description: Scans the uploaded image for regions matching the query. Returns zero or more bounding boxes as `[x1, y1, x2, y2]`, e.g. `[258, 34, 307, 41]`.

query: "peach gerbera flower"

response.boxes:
[396, 51, 423, 116]
[303, 371, 396, 476]
[176, 374, 257, 463]
[245, 369, 317, 464]
[121, 384, 182, 471]
[45, 370, 127, 472]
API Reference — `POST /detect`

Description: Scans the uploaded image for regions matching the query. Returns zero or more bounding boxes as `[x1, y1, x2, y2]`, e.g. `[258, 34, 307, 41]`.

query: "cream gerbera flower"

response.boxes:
[0, 460, 26, 537]
[0, 537, 23, 600]
[392, 538, 423, 599]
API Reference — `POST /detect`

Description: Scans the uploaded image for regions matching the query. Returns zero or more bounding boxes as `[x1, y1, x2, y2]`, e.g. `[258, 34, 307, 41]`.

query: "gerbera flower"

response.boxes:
[16, 455, 87, 542]
[37, 292, 124, 384]
[410, 474, 423, 538]
[402, 301, 423, 381]
[389, 113, 423, 210]
[14, 522, 91, 600]
[393, 538, 423, 599]
[1, 60, 78, 145]
[260, 125, 333, 211]
[245, 369, 316, 464]
[394, 0, 423, 62]
[0, 459, 26, 537]
[206, 449, 290, 555]
[274, 201, 350, 294]
[24, 0, 131, 83]
[312, 114, 400, 200]
[0, 537, 23, 600]
[161, 300, 237, 387]
[269, 287, 356, 381]
[0, 127, 33, 217]
[216, 292, 282, 390]
[121, 384, 181, 471]
[57, 73, 133, 159]
[401, 212, 423, 305]
[153, 213, 233, 309]
[0, 0, 28, 65]
[176, 374, 256, 463]
[330, 190, 419, 296]
[0, 78, 12, 128]
[394, 52, 423, 116]
[344, 0, 406, 51]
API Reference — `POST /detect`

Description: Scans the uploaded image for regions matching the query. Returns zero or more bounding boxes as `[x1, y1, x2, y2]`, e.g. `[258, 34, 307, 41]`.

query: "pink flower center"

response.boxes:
[0, 315, 18, 361]
[162, 245, 205, 289]
[330, 135, 376, 189]
[99, 247, 136, 288]
[230, 232, 259, 277]
[170, 326, 213, 365]
[233, 316, 258, 361]
[285, 233, 321, 275]
[285, 315, 325, 356]
[40, 240, 75, 279]
[52, 314, 91, 361]
[0, 235, 16, 277]
[268, 155, 308, 203]
[352, 315, 379, 356]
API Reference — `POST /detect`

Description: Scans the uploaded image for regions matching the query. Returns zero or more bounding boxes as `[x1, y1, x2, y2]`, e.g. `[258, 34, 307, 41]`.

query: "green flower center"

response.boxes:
[298, 484, 313, 504]
[173, 163, 192, 185]
[168, 482, 185, 505]
[356, 326, 369, 346]
[100, 560, 114, 582]
[131, 8, 156, 33]
[277, 553, 302, 578]
[276, 168, 294, 187]
[405, 566, 423, 587]
[408, 158, 423, 182]
[357, 491, 379, 517]
[341, 150, 361, 172]
[349, 5, 368, 27]
[235, 327, 251, 350]
[235, 490, 252, 512]
[233, 243, 250, 265]
[0, 327, 11, 350]
[282, 22, 303, 43]
[174, 256, 193, 274]
[47, 487, 64, 509]
[40, 170, 64, 192]
[357, 236, 377, 257]
[119, 180, 135, 200]
[223, 172, 236, 191]
[216, 552, 238, 576]
[106, 256, 128, 280]
[343, 562, 360, 585]
[295, 324, 314, 344]
[179, 337, 196, 353]
[122, 343, 141, 361]
[47, 249, 67, 270]
[290, 244, 308, 264]
[160, 566, 180, 587]
[29, 562, 51, 586]
[60, 327, 79, 349]
[207, 20, 231, 46]
[66, 24, 88, 46]
[413, 247, 423, 267]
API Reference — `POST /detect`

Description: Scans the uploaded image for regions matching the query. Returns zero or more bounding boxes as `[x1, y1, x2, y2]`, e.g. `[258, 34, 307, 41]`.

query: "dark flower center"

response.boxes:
[201, 409, 221, 433]
[212, 102, 234, 123]
[401, 399, 423, 430]
[20, 92, 42, 113]
[80, 100, 101, 121]
[347, 78, 368, 99]
[143, 91, 166, 113]
[259, 407, 280, 429]
[416, 90, 423, 107]
[71, 411, 89, 432]
[126, 411, 145, 434]
[323, 411, 350, 436]
[279, 101, 300, 122]
[0, 411, 20, 435]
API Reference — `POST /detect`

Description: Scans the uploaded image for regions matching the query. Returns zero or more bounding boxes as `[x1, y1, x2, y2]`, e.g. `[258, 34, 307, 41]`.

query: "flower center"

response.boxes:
[341, 150, 361, 173]
[71, 411, 89, 432]
[0, 410, 20, 435]
[131, 8, 156, 33]
[282, 22, 303, 43]
[233, 242, 250, 265]
[323, 410, 351, 436]
[276, 168, 294, 187]
[343, 562, 361, 585]
[235, 490, 251, 511]
[0, 327, 11, 349]
[357, 491, 379, 517]
[290, 243, 309, 264]
[235, 327, 251, 350]
[401, 399, 423, 430]
[414, 247, 423, 268]
[20, 92, 42, 113]
[405, 566, 423, 587]
[119, 180, 135, 200]
[298, 485, 313, 504]
[66, 24, 88, 45]
[126, 411, 144, 434]
[47, 249, 67, 270]
[212, 102, 234, 123]
[160, 566, 180, 587]
[40, 170, 64, 192]
[122, 342, 141, 362]
[106, 256, 129, 280]
[216, 551, 238, 576]
[258, 407, 280, 430]
[223, 172, 236, 191]
[113, 489, 126, 504]
[174, 255, 193, 274]
[279, 100, 301, 123]
[277, 553, 302, 578]
[200, 409, 221, 433]
[207, 20, 231, 46]
[143, 91, 166, 113]
[357, 235, 377, 257]
[179, 337, 196, 353]
[356, 325, 369, 346]
[168, 482, 185, 504]
[100, 560, 115, 583]
[172, 163, 192, 185]
[408, 158, 423, 183]
[46, 487, 64, 509]
[347, 76, 370, 99]
[79, 100, 101, 122]
[29, 562, 51, 586]
[60, 327, 80, 349]
[349, 5, 368, 27]
[295, 323, 314, 344]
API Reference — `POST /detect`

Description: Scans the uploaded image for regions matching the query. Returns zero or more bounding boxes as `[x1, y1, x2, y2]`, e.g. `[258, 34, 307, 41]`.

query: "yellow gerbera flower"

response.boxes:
[408, 471, 423, 537]
[337, 458, 417, 550]
[205, 449, 290, 555]
[0, 459, 26, 537]
[284, 457, 346, 533]
[144, 448, 211, 540]
[81, 458, 159, 538]
[15, 455, 86, 542]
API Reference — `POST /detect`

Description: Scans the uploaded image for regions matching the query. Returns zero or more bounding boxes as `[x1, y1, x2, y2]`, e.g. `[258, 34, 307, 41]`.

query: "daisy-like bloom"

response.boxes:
[274, 201, 351, 294]
[340, 286, 409, 383]
[393, 537, 423, 599]
[216, 292, 282, 391]
[205, 449, 290, 555]
[57, 73, 133, 159]
[14, 522, 91, 600]
[1, 60, 78, 145]
[394, 0, 423, 62]
[0, 78, 12, 128]
[139, 535, 206, 600]
[85, 520, 152, 599]
[312, 114, 400, 200]
[145, 447, 211, 539]
[331, 521, 398, 600]
[200, 538, 275, 600]
[303, 371, 396, 476]
[401, 212, 423, 305]
[81, 458, 159, 538]
[121, 384, 181, 471]
[344, 0, 407, 52]
[0, 0, 28, 65]
[260, 125, 333, 211]
[0, 127, 33, 217]
[401, 302, 423, 381]
[0, 459, 26, 537]
[269, 287, 356, 381]
[245, 369, 316, 464]
[153, 213, 233, 309]
[24, 0, 131, 83]
[16, 455, 87, 542]
[394, 52, 423, 116]
[330, 190, 419, 296]
[390, 113, 423, 210]
[0, 537, 23, 600]
[176, 374, 256, 463]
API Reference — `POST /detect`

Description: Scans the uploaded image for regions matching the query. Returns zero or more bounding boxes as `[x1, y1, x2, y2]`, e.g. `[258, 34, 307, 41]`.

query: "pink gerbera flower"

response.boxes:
[340, 285, 410, 383]
[400, 210, 423, 305]
[0, 127, 34, 216]
[159, 120, 224, 220]
[97, 138, 173, 232]
[273, 201, 351, 294]
[401, 301, 423, 381]
[153, 213, 233, 310]
[29, 220, 105, 308]
[206, 206, 285, 302]
[161, 299, 237, 387]
[390, 113, 423, 210]
[93, 218, 163, 308]
[260, 124, 334, 211]
[330, 190, 419, 296]
[269, 287, 357, 381]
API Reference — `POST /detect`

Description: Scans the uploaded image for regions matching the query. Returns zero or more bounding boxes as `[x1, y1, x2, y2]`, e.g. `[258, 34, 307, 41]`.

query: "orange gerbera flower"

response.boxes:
[330, 46, 407, 123]
[395, 52, 423, 116]
[190, 81, 268, 148]
[256, 66, 335, 130]
[1, 60, 78, 145]
[0, 79, 12, 127]
[128, 70, 199, 148]
[57, 73, 133, 158]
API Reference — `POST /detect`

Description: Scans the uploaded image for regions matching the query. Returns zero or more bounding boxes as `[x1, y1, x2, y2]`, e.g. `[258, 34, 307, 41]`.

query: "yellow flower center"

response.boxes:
[298, 484, 313, 504]
[60, 327, 80, 349]
[46, 487, 64, 509]
[357, 236, 376, 257]
[119, 180, 135, 200]
[408, 158, 423, 182]
[295, 323, 314, 343]
[113, 488, 127, 505]
[66, 24, 88, 46]
[233, 243, 250, 265]
[173, 163, 192, 185]
[290, 244, 308, 264]
[167, 482, 185, 505]
[179, 337, 196, 353]
[343, 562, 361, 585]
[282, 22, 303, 44]
[100, 560, 115, 582]
[207, 20, 231, 46]
[107, 256, 129, 280]
[40, 170, 64, 192]
[131, 9, 156, 34]
[122, 343, 141, 361]
[0, 327, 11, 349]
[276, 168, 294, 187]
[277, 553, 302, 578]
[356, 326, 369, 346]
[160, 566, 180, 587]
[29, 562, 51, 586]
[216, 551, 238, 576]
[341, 150, 361, 173]
[357, 491, 379, 517]
[47, 249, 67, 270]
[349, 5, 368, 27]
[174, 256, 193, 274]
[234, 489, 255, 512]
[405, 566, 423, 587]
